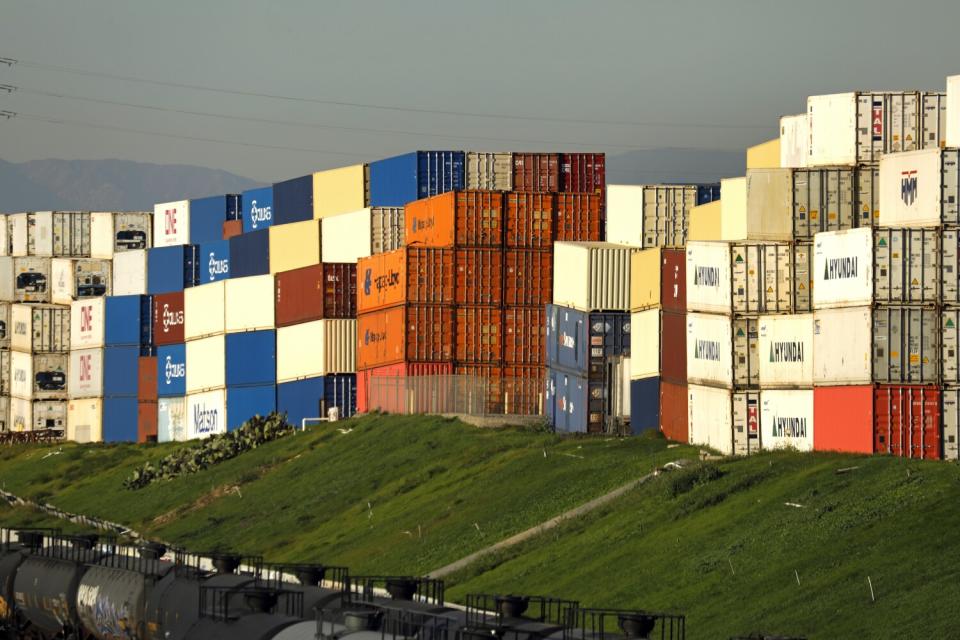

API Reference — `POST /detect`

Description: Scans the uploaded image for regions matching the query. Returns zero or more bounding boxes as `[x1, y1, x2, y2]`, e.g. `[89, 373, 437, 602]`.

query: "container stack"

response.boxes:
[606, 184, 720, 249]
[11, 304, 69, 433]
[225, 275, 277, 431]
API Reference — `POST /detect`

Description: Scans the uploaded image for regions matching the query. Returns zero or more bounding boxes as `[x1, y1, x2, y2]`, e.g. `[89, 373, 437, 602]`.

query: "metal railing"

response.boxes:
[366, 374, 544, 417]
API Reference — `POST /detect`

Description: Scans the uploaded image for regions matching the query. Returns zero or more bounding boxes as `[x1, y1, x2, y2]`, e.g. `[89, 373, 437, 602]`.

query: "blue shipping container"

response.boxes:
[147, 245, 198, 295]
[277, 374, 356, 427]
[229, 229, 270, 278]
[368, 151, 465, 207]
[243, 186, 274, 232]
[696, 184, 721, 206]
[272, 174, 313, 226]
[227, 193, 242, 221]
[103, 345, 140, 397]
[630, 376, 660, 436]
[227, 384, 276, 431]
[545, 304, 631, 376]
[225, 330, 275, 387]
[548, 368, 588, 433]
[103, 397, 138, 442]
[190, 195, 239, 245]
[324, 374, 357, 418]
[157, 343, 187, 397]
[199, 240, 231, 284]
[105, 295, 152, 347]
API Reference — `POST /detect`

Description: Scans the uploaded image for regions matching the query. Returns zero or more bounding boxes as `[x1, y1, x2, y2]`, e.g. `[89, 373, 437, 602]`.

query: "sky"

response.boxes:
[0, 0, 958, 183]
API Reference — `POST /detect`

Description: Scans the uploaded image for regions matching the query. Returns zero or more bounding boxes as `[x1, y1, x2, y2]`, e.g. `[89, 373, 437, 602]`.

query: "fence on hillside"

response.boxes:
[366, 374, 544, 417]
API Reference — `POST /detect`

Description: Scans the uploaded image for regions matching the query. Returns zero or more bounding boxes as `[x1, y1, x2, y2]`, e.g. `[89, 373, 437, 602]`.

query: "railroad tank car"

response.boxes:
[0, 530, 49, 636]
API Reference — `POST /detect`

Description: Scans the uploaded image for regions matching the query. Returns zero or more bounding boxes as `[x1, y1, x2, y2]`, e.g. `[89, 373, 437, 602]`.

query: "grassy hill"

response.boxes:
[0, 414, 956, 638]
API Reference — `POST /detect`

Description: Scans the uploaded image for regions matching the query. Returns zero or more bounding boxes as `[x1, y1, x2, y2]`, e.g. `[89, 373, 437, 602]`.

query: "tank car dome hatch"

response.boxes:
[617, 613, 657, 639]
[385, 577, 418, 601]
[244, 586, 280, 613]
[140, 541, 168, 560]
[15, 530, 45, 552]
[211, 552, 242, 574]
[69, 533, 99, 550]
[497, 595, 531, 619]
[293, 564, 327, 586]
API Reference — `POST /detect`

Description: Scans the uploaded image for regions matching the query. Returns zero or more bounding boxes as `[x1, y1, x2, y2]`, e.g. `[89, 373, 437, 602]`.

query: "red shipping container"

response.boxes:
[357, 305, 455, 369]
[456, 249, 503, 306]
[503, 307, 546, 366]
[561, 153, 606, 193]
[814, 385, 874, 454]
[356, 248, 455, 313]
[152, 291, 185, 346]
[405, 191, 503, 247]
[874, 385, 941, 460]
[223, 219, 243, 240]
[660, 248, 686, 313]
[504, 250, 552, 306]
[276, 263, 357, 327]
[660, 381, 688, 443]
[456, 307, 502, 364]
[505, 192, 554, 248]
[138, 401, 158, 443]
[138, 356, 158, 402]
[513, 153, 560, 192]
[357, 361, 454, 414]
[555, 193, 603, 242]
[660, 310, 686, 384]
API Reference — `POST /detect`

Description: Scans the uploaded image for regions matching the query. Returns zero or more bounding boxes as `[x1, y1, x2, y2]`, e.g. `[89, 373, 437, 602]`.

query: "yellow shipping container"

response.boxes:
[630, 247, 662, 312]
[746, 138, 781, 169]
[313, 164, 369, 219]
[719, 177, 747, 241]
[269, 219, 321, 274]
[688, 200, 722, 241]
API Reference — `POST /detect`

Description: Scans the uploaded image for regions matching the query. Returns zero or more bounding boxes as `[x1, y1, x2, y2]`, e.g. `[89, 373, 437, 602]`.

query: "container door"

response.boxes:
[732, 392, 761, 455]
[943, 387, 959, 461]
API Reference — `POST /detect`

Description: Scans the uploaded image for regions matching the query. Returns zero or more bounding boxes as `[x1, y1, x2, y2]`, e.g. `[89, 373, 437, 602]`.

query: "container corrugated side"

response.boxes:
[371, 207, 404, 254]
[268, 218, 321, 274]
[322, 208, 372, 263]
[356, 306, 453, 369]
[874, 384, 941, 459]
[505, 193, 553, 249]
[941, 386, 960, 460]
[504, 250, 552, 307]
[224, 275, 274, 333]
[660, 380, 687, 443]
[313, 164, 368, 219]
[276, 319, 356, 382]
[761, 389, 813, 451]
[874, 227, 939, 304]
[552, 242, 636, 312]
[183, 280, 225, 340]
[466, 152, 513, 191]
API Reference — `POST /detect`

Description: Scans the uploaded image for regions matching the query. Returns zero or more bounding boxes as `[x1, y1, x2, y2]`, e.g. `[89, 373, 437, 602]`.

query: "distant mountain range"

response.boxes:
[0, 149, 745, 212]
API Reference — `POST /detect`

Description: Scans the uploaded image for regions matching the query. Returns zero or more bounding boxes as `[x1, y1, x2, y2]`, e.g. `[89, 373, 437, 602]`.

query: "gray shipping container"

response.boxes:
[793, 168, 857, 238]
[371, 207, 405, 255]
[873, 228, 939, 304]
[731, 243, 794, 315]
[856, 166, 879, 228]
[32, 399, 66, 431]
[873, 306, 938, 383]
[942, 386, 959, 461]
[32, 353, 68, 400]
[13, 257, 51, 303]
[643, 185, 701, 248]
[28, 212, 91, 257]
[733, 316, 759, 388]
[0, 397, 8, 432]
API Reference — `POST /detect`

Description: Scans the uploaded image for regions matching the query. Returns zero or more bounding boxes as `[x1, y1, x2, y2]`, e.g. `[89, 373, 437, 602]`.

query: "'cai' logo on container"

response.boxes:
[901, 170, 918, 206]
[165, 209, 178, 236]
[193, 403, 219, 434]
[208, 253, 229, 281]
[164, 356, 185, 385]
[250, 200, 272, 229]
[161, 304, 184, 333]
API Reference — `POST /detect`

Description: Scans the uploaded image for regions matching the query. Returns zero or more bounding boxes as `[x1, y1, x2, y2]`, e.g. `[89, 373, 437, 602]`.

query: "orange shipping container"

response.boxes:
[504, 250, 552, 306]
[513, 153, 560, 192]
[503, 306, 546, 365]
[357, 361, 454, 414]
[456, 249, 503, 306]
[357, 247, 455, 313]
[456, 307, 502, 364]
[660, 381, 688, 443]
[405, 191, 503, 247]
[813, 385, 874, 454]
[556, 193, 603, 242]
[357, 305, 454, 369]
[505, 192, 554, 248]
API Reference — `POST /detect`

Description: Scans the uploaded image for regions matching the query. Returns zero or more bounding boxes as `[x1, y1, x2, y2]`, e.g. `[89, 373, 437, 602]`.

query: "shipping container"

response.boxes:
[467, 152, 513, 191]
[688, 201, 721, 242]
[718, 178, 747, 241]
[504, 249, 552, 307]
[9, 397, 30, 431]
[561, 152, 605, 194]
[686, 241, 795, 314]
[105, 295, 152, 348]
[156, 343, 186, 398]
[10, 350, 32, 399]
[225, 330, 276, 387]
[152, 291, 185, 346]
[746, 138, 780, 170]
[198, 240, 230, 284]
[184, 280, 225, 340]
[545, 304, 630, 376]
[226, 384, 275, 430]
[922, 91, 947, 150]
[555, 193, 603, 242]
[112, 249, 147, 295]
[356, 305, 453, 369]
[268, 218, 321, 274]
[0, 214, 8, 258]
[552, 242, 636, 312]
[185, 334, 225, 393]
[186, 389, 226, 439]
[357, 362, 451, 414]
[504, 192, 553, 249]
[405, 191, 503, 248]
[629, 375, 659, 435]
[273, 174, 314, 226]
[857, 165, 880, 228]
[321, 208, 371, 263]
[503, 306, 545, 365]
[688, 384, 761, 455]
[357, 248, 454, 313]
[456, 306, 502, 364]
[189, 195, 240, 245]
[228, 229, 270, 278]
[371, 207, 404, 254]
[11, 303, 69, 353]
[874, 384, 941, 459]
[780, 114, 809, 168]
[630, 309, 660, 380]
[513, 153, 559, 192]
[741, 170, 800, 241]
[942, 309, 960, 384]
[455, 249, 502, 306]
[949, 75, 960, 148]
[70, 298, 104, 350]
[67, 398, 103, 443]
[879, 148, 958, 227]
[660, 380, 687, 442]
[21, 211, 91, 257]
[153, 200, 190, 247]
[102, 396, 138, 442]
[277, 374, 357, 426]
[687, 313, 758, 389]
[276, 319, 355, 382]
[138, 401, 158, 443]
[808, 92, 924, 166]
[812, 228, 873, 309]
[242, 186, 274, 233]
[103, 345, 139, 397]
[68, 347, 103, 399]
[813, 385, 874, 454]
[12, 257, 50, 303]
[139, 356, 157, 402]
[224, 275, 274, 333]
[941, 386, 960, 460]
[33, 400, 66, 432]
[157, 396, 186, 442]
[222, 219, 243, 240]
[873, 227, 939, 304]
[942, 228, 960, 304]
[630, 247, 686, 313]
[760, 389, 814, 451]
[369, 151, 465, 207]
[147, 245, 197, 295]
[547, 367, 587, 433]
[660, 310, 686, 384]
[51, 258, 112, 304]
[758, 314, 813, 388]
[751, 168, 858, 239]
[9, 214, 26, 257]
[276, 263, 356, 326]
[0, 302, 10, 349]
[313, 164, 369, 220]
[90, 211, 152, 258]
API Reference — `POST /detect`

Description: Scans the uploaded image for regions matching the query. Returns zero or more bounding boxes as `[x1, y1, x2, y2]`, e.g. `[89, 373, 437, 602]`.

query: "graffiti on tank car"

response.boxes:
[249, 200, 272, 229]
[694, 339, 721, 362]
[769, 341, 804, 363]
[901, 170, 918, 206]
[823, 256, 858, 281]
[693, 265, 720, 287]
[164, 355, 185, 385]
[193, 404, 219, 434]
[771, 415, 807, 439]
[161, 304, 184, 333]
[208, 253, 229, 280]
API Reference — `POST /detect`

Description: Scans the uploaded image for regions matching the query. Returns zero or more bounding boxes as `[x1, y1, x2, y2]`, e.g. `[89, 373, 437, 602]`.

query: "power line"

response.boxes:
[5, 57, 771, 131]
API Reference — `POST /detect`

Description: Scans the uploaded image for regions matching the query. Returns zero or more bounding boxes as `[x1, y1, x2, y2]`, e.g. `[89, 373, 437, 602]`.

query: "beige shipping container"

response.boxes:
[630, 247, 663, 312]
[371, 207, 404, 254]
[269, 218, 321, 274]
[688, 201, 721, 242]
[33, 400, 67, 431]
[719, 177, 747, 241]
[112, 249, 148, 296]
[184, 281, 225, 340]
[0, 214, 8, 258]
[552, 242, 638, 312]
[11, 350, 32, 399]
[186, 334, 226, 394]
[0, 397, 9, 432]
[276, 319, 356, 383]
[11, 303, 70, 353]
[467, 152, 513, 190]
[13, 257, 51, 303]
[322, 208, 373, 263]
[51, 258, 111, 305]
[686, 241, 795, 315]
[9, 214, 27, 257]
[0, 302, 10, 349]
[779, 114, 810, 169]
[688, 384, 762, 456]
[746, 138, 781, 169]
[313, 164, 369, 220]
[10, 397, 31, 432]
[630, 309, 660, 380]
[224, 275, 274, 333]
[67, 398, 102, 443]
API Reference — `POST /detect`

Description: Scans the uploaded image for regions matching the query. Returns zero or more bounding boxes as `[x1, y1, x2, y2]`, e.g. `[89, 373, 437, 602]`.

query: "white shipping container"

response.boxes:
[158, 396, 187, 442]
[276, 319, 356, 383]
[943, 386, 960, 461]
[808, 92, 922, 166]
[92, 212, 150, 258]
[719, 177, 747, 241]
[0, 259, 13, 302]
[153, 200, 191, 247]
[51, 258, 111, 305]
[0, 214, 8, 257]
[322, 208, 373, 263]
[70, 298, 105, 350]
[67, 398, 102, 442]
[371, 207, 404, 255]
[813, 227, 873, 309]
[90, 212, 115, 259]
[686, 312, 733, 388]
[112, 250, 148, 296]
[941, 310, 960, 384]
[9, 214, 27, 257]
[13, 257, 51, 303]
[185, 334, 225, 394]
[184, 280, 225, 340]
[813, 307, 872, 385]
[630, 309, 660, 380]
[743, 170, 795, 240]
[792, 168, 860, 239]
[10, 396, 30, 432]
[10, 351, 32, 400]
[186, 389, 226, 440]
[685, 242, 731, 313]
[761, 389, 814, 452]
[686, 242, 794, 314]
[69, 348, 104, 399]
[466, 151, 513, 191]
[922, 92, 947, 151]
[759, 314, 813, 388]
[0, 351, 9, 395]
[225, 275, 274, 333]
[31, 353, 68, 400]
[779, 114, 809, 169]
[0, 397, 9, 432]
[11, 303, 70, 353]
[605, 185, 644, 247]
[873, 227, 939, 304]
[879, 148, 958, 227]
[0, 302, 10, 349]
[948, 75, 960, 148]
[687, 384, 761, 456]
[33, 400, 67, 431]
[48, 211, 91, 257]
[552, 242, 637, 312]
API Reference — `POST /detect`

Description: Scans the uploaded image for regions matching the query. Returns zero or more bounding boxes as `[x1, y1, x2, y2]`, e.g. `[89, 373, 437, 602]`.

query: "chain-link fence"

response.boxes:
[367, 373, 544, 416]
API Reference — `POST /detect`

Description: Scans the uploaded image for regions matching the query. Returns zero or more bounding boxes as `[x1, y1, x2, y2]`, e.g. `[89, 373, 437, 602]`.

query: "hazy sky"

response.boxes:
[1, 0, 959, 182]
